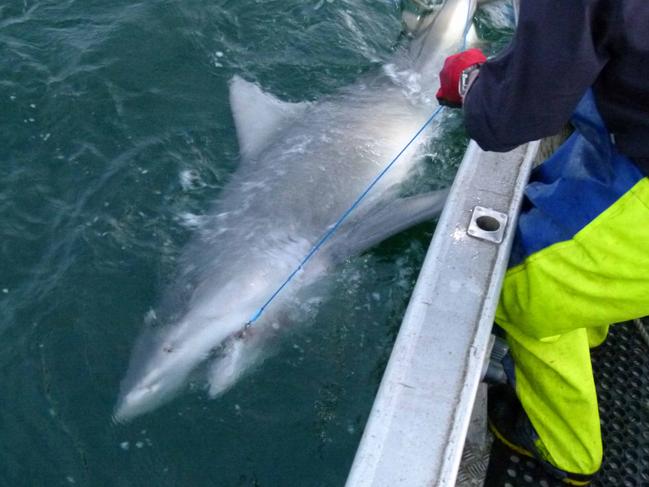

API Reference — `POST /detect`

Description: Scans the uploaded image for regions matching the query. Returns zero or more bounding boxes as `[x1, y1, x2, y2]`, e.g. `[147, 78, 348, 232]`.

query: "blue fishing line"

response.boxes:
[246, 106, 444, 326]
[246, 4, 477, 326]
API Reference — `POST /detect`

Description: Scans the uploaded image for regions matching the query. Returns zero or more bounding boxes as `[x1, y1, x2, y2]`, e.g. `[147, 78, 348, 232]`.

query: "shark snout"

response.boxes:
[113, 382, 165, 423]
[113, 355, 192, 422]
[115, 297, 271, 419]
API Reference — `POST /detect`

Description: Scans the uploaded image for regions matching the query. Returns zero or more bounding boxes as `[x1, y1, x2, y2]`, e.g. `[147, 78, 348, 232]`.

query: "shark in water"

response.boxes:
[114, 0, 479, 422]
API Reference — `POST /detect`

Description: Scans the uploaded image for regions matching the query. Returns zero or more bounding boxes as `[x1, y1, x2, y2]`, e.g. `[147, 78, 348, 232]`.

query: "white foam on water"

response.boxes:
[480, 0, 515, 29]
[179, 169, 205, 191]
[177, 212, 207, 230]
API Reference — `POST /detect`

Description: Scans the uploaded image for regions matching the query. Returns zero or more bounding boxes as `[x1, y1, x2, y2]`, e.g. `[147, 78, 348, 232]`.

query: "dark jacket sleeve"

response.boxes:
[463, 0, 612, 152]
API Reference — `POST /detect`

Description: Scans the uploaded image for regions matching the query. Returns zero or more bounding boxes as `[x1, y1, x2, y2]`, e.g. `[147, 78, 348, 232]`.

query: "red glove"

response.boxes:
[436, 48, 486, 108]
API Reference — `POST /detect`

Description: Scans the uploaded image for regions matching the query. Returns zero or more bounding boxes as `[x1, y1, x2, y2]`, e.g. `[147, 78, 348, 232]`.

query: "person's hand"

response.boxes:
[436, 48, 486, 108]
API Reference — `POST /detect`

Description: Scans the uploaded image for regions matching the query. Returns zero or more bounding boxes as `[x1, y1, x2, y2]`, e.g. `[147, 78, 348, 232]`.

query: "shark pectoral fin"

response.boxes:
[207, 329, 270, 397]
[229, 75, 310, 160]
[207, 337, 247, 397]
[328, 189, 449, 263]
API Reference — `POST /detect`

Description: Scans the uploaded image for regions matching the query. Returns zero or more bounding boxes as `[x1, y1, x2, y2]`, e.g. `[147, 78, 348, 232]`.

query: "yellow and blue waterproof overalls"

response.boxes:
[495, 90, 649, 476]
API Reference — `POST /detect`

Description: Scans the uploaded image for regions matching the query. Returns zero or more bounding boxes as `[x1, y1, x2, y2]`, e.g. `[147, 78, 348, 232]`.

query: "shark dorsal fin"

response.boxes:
[229, 76, 309, 160]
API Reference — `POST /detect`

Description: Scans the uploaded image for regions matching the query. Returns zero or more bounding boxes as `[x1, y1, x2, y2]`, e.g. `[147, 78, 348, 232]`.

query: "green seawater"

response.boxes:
[1, 1, 513, 485]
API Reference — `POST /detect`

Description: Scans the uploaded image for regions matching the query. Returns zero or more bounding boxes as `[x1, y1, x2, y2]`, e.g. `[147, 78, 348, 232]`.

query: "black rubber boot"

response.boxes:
[487, 384, 596, 486]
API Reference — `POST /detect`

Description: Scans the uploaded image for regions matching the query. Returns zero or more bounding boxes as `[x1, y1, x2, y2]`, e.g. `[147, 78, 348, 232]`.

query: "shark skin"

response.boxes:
[114, 0, 477, 422]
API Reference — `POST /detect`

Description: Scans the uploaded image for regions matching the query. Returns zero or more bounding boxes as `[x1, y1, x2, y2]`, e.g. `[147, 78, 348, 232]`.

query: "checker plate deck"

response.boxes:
[481, 319, 649, 487]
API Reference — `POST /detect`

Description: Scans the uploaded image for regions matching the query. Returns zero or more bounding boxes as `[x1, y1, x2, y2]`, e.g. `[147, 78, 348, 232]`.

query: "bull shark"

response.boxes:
[114, 0, 479, 422]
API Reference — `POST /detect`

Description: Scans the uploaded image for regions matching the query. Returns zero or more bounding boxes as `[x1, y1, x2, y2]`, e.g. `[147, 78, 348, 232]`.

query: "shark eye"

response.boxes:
[163, 344, 174, 353]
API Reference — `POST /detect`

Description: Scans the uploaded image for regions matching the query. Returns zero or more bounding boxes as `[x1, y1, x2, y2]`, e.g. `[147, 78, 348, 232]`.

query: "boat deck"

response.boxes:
[483, 318, 649, 486]
[345, 134, 648, 487]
